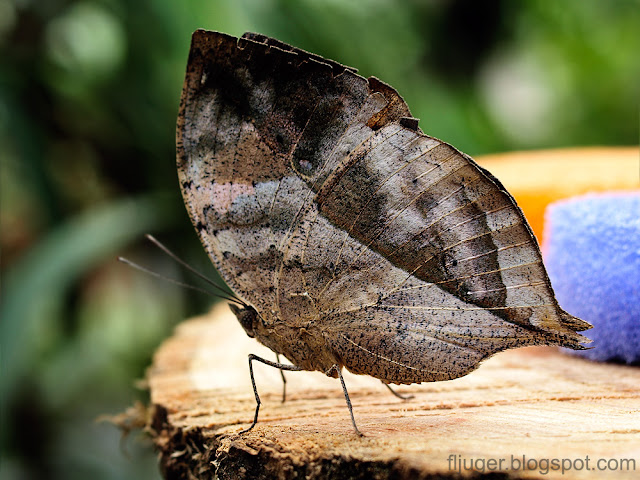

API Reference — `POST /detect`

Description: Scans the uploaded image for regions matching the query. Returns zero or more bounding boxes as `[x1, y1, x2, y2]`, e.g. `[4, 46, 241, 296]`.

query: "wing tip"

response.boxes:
[557, 311, 593, 350]
[561, 311, 593, 332]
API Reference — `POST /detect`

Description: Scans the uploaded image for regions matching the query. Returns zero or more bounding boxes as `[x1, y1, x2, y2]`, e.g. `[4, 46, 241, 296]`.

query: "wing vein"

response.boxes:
[338, 333, 460, 374]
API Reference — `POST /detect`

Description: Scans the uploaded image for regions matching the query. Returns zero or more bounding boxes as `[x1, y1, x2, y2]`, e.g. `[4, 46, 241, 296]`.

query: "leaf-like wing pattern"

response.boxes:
[177, 30, 590, 382]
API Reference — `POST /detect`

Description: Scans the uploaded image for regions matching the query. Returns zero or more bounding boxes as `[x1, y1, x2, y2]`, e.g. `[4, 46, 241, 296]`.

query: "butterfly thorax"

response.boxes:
[229, 304, 340, 377]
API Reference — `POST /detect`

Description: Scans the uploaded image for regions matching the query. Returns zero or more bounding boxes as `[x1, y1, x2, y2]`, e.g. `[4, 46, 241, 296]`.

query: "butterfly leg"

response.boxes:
[276, 354, 287, 403]
[381, 381, 414, 400]
[240, 353, 303, 434]
[325, 364, 364, 437]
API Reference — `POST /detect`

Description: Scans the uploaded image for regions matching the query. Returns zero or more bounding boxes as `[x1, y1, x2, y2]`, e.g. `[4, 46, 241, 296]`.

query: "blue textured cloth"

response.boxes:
[543, 192, 640, 364]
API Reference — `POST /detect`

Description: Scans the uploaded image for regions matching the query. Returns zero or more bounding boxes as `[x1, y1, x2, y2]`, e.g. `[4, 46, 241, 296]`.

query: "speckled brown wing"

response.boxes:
[177, 30, 591, 384]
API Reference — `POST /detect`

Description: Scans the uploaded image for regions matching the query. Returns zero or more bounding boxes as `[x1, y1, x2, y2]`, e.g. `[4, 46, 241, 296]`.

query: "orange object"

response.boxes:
[475, 147, 640, 243]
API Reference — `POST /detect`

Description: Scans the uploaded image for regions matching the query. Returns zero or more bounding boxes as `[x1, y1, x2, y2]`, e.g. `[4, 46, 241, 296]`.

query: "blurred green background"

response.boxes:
[1, 0, 638, 478]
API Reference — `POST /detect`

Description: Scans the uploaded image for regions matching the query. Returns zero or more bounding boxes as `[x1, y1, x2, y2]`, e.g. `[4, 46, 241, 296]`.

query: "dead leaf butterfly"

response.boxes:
[176, 30, 591, 435]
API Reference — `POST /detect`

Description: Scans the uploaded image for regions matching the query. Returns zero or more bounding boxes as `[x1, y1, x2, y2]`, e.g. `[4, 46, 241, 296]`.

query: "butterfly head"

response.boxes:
[229, 303, 259, 338]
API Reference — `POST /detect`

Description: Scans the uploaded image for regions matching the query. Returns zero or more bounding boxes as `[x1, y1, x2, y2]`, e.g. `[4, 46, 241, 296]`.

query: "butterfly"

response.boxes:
[176, 30, 591, 435]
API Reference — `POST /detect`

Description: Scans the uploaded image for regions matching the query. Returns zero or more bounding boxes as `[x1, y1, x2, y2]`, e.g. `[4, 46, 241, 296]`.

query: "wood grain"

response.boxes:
[148, 303, 640, 479]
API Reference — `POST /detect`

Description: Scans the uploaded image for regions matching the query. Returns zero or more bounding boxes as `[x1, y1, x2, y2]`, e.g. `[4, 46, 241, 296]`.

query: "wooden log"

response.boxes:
[147, 303, 640, 480]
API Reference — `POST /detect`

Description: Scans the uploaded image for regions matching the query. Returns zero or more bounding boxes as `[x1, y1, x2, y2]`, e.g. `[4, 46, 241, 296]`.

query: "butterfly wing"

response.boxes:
[177, 31, 377, 321]
[177, 30, 590, 383]
[288, 123, 593, 383]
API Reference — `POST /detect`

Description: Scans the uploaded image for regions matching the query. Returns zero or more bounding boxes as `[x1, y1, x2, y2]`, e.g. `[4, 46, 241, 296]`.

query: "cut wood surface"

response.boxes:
[148, 303, 640, 480]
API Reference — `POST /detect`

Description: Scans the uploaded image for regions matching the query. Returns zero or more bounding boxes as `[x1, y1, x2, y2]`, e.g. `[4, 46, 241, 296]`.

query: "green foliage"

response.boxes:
[1, 0, 638, 478]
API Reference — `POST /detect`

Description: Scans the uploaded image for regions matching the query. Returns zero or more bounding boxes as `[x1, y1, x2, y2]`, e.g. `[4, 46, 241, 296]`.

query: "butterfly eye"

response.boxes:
[230, 304, 258, 338]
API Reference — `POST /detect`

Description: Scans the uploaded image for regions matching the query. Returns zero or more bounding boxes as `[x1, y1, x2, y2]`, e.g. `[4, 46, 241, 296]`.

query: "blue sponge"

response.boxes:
[543, 192, 640, 364]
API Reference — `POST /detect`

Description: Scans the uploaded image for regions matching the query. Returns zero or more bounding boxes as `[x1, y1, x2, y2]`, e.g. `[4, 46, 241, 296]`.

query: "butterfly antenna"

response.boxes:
[144, 234, 247, 307]
[117, 256, 245, 306]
